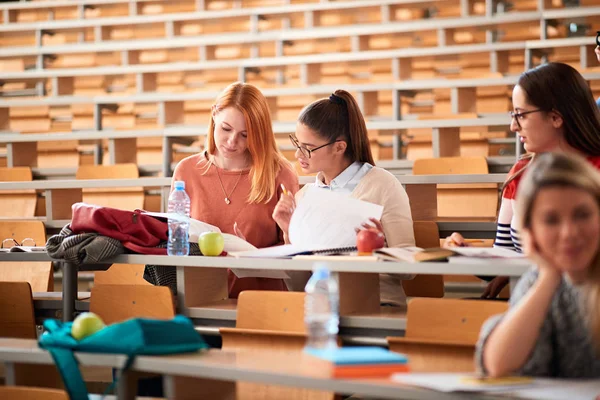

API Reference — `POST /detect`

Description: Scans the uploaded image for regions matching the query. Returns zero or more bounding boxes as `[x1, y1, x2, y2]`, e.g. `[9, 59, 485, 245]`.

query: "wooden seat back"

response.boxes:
[218, 291, 334, 400]
[387, 298, 508, 372]
[402, 221, 444, 298]
[76, 164, 144, 211]
[93, 264, 150, 286]
[0, 167, 37, 218]
[0, 386, 68, 400]
[0, 282, 37, 339]
[0, 282, 63, 388]
[90, 284, 174, 325]
[0, 221, 53, 292]
[413, 157, 498, 218]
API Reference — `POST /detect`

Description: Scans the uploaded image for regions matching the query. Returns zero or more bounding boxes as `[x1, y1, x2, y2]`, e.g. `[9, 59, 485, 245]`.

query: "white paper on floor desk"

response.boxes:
[288, 186, 384, 248]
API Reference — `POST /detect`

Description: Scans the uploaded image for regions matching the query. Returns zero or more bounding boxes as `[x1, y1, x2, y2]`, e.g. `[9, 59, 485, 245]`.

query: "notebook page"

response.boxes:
[288, 186, 383, 249]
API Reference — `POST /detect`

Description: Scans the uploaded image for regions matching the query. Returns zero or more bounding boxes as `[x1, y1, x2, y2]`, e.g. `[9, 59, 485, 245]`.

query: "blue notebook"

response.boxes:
[305, 346, 408, 365]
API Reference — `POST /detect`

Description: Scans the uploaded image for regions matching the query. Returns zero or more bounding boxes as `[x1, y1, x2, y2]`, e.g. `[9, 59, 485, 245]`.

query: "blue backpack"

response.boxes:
[39, 315, 208, 400]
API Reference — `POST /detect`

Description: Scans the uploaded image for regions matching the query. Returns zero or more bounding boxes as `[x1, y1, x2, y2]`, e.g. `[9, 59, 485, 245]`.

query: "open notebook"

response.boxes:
[230, 187, 383, 259]
[145, 213, 288, 278]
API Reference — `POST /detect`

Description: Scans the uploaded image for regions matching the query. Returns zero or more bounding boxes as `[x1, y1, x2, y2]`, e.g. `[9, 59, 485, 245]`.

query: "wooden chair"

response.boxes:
[84, 284, 175, 387]
[76, 164, 144, 211]
[0, 282, 63, 388]
[90, 284, 175, 325]
[201, 291, 335, 400]
[0, 167, 37, 218]
[387, 298, 508, 372]
[0, 220, 53, 292]
[220, 291, 307, 351]
[93, 264, 151, 286]
[0, 386, 68, 400]
[412, 157, 499, 219]
[402, 221, 444, 298]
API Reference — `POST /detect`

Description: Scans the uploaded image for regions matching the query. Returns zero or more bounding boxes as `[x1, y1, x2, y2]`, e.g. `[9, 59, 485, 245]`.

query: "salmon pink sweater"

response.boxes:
[172, 152, 299, 298]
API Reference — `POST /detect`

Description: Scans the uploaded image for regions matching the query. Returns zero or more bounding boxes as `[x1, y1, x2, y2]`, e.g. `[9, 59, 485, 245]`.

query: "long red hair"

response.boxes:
[206, 82, 291, 204]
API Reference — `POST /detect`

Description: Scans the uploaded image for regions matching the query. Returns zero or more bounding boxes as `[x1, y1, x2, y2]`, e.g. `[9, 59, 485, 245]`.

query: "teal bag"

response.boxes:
[38, 315, 208, 400]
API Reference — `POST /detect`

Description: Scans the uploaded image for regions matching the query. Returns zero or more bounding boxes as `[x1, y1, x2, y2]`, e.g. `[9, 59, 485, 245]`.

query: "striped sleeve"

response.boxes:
[494, 197, 516, 251]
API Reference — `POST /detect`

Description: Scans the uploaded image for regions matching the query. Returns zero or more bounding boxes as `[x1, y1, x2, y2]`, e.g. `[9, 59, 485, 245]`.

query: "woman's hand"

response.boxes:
[521, 229, 562, 283]
[443, 232, 467, 248]
[596, 45, 600, 64]
[355, 218, 385, 236]
[272, 191, 296, 237]
[482, 276, 510, 299]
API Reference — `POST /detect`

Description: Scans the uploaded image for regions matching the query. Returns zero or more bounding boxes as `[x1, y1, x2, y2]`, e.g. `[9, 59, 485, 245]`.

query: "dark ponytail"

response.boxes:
[298, 89, 375, 165]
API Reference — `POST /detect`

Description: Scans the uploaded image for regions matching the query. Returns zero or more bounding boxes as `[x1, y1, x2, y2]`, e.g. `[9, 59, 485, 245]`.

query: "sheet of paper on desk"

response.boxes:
[288, 186, 383, 248]
[227, 238, 291, 279]
[230, 268, 290, 279]
[392, 373, 535, 393]
[498, 378, 600, 400]
[450, 247, 525, 258]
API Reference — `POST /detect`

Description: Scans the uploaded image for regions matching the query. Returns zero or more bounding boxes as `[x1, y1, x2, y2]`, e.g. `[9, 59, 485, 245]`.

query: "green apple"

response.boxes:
[71, 312, 106, 341]
[199, 232, 225, 256]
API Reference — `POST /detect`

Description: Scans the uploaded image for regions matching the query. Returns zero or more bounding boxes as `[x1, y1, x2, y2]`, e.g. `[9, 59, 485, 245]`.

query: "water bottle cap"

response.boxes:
[174, 181, 185, 190]
[312, 264, 330, 280]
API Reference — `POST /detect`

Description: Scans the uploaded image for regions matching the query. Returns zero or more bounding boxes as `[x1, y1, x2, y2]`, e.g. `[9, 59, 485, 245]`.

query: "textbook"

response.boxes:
[374, 247, 455, 262]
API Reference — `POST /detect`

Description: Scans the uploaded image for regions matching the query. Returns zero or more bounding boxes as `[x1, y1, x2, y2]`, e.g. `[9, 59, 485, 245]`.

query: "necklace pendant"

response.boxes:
[225, 197, 231, 205]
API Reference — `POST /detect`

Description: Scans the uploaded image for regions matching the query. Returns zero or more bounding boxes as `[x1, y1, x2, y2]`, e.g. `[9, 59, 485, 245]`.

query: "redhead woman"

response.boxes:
[147, 82, 299, 298]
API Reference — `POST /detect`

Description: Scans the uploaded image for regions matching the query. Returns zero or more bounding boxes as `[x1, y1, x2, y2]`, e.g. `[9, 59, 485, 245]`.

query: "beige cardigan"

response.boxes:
[285, 166, 415, 306]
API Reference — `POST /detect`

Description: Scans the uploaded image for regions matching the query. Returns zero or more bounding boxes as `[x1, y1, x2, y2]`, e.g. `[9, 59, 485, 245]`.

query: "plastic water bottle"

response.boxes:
[304, 264, 339, 350]
[167, 181, 190, 256]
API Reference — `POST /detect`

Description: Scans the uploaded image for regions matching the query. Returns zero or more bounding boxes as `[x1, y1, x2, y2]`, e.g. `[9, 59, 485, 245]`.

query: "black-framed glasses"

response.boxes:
[289, 134, 340, 159]
[596, 30, 600, 46]
[1, 238, 36, 249]
[509, 109, 543, 129]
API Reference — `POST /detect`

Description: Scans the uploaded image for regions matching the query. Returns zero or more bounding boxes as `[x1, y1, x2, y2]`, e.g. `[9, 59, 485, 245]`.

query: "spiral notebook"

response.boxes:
[230, 244, 357, 258]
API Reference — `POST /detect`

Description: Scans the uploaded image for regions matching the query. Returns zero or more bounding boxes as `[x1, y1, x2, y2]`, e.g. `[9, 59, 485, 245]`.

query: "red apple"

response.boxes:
[356, 229, 385, 253]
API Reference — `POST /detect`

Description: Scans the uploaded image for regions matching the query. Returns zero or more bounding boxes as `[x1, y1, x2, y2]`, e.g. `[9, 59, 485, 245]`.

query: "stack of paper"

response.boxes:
[305, 346, 409, 378]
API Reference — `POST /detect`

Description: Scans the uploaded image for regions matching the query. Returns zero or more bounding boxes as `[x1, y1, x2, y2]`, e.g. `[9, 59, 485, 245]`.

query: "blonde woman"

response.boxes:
[476, 152, 600, 378]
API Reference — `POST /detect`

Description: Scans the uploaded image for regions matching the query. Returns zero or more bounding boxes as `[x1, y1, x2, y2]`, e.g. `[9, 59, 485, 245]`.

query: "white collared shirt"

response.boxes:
[314, 161, 373, 193]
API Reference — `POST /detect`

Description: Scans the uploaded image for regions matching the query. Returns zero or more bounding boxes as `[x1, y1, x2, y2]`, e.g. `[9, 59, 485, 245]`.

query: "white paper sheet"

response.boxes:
[288, 186, 384, 249]
[392, 373, 536, 393]
[450, 247, 525, 258]
[393, 374, 600, 400]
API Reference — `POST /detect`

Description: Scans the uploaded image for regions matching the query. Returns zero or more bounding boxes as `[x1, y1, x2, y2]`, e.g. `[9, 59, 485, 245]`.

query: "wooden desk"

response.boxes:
[0, 251, 531, 324]
[0, 338, 498, 400]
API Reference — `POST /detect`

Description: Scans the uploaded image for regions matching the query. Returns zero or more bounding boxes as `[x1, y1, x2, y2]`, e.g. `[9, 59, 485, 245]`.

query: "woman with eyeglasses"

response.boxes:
[147, 82, 299, 298]
[273, 89, 415, 307]
[444, 62, 600, 299]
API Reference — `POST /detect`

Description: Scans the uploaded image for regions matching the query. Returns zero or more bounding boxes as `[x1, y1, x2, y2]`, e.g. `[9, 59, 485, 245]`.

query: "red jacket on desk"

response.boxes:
[70, 202, 169, 255]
